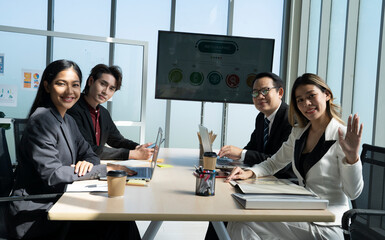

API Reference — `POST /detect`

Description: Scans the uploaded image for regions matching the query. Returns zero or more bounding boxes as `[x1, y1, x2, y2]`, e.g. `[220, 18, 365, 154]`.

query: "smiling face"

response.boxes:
[44, 68, 81, 117]
[252, 76, 283, 117]
[295, 84, 331, 123]
[85, 73, 117, 108]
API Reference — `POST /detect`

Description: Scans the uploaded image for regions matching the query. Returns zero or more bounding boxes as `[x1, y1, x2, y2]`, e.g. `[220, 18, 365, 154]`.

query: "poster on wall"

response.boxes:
[0, 84, 17, 107]
[22, 69, 42, 90]
[0, 54, 4, 75]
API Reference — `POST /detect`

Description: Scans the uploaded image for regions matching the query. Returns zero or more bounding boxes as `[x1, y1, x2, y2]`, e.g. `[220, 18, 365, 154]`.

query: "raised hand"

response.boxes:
[338, 114, 363, 164]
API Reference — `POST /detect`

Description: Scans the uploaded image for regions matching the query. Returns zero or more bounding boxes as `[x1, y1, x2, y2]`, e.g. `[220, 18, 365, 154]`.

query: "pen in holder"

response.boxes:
[194, 167, 217, 196]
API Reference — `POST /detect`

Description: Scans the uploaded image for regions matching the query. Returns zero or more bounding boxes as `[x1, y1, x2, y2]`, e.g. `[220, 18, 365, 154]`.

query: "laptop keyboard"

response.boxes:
[217, 157, 232, 165]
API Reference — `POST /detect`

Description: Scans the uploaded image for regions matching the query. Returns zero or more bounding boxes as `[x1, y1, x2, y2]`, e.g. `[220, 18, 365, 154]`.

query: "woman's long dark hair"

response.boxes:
[28, 59, 82, 117]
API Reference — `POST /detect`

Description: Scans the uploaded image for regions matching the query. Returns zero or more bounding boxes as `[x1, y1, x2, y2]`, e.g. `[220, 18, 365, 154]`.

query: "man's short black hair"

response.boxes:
[252, 72, 284, 89]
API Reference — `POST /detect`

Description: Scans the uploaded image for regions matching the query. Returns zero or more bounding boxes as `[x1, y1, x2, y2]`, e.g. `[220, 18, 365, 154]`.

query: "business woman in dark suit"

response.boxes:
[6, 60, 140, 240]
[67, 64, 153, 160]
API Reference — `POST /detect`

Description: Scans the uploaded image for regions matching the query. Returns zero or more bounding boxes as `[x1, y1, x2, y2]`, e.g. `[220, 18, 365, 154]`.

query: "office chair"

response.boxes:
[12, 118, 28, 163]
[342, 143, 385, 240]
[0, 127, 61, 239]
[0, 128, 14, 197]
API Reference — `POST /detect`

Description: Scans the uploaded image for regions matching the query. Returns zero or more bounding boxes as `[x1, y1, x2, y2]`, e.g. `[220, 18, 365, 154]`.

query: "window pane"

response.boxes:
[0, 31, 46, 162]
[327, 0, 348, 105]
[170, 0, 228, 148]
[229, 0, 284, 149]
[233, 0, 283, 74]
[306, 0, 321, 73]
[116, 0, 171, 143]
[111, 44, 143, 122]
[353, 0, 383, 145]
[175, 0, 228, 35]
[52, 38, 110, 87]
[0, 32, 46, 118]
[54, 0, 110, 36]
[0, 0, 47, 29]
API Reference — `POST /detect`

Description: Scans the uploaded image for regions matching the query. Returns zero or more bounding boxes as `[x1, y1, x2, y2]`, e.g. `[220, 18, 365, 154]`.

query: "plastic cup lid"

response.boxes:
[203, 152, 217, 157]
[107, 170, 127, 177]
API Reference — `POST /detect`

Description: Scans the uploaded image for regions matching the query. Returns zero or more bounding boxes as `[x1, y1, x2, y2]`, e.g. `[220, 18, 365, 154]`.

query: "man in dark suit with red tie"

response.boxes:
[206, 72, 295, 240]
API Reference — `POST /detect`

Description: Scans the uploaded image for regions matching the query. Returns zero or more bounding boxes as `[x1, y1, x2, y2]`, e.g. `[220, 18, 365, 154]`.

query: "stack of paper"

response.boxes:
[230, 178, 328, 210]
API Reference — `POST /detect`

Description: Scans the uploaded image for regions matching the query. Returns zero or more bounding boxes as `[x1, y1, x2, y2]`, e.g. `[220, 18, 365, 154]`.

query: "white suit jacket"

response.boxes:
[249, 118, 364, 226]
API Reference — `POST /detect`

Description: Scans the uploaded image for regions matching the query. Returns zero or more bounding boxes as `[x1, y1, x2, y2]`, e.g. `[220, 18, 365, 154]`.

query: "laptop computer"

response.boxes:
[198, 125, 245, 169]
[113, 127, 164, 182]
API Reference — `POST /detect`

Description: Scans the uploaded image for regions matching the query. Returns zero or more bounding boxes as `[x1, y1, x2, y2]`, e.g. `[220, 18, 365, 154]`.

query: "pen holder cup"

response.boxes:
[195, 172, 216, 196]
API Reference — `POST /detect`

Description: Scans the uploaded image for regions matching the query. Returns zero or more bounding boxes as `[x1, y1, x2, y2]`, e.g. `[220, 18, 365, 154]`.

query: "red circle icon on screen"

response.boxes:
[226, 74, 240, 88]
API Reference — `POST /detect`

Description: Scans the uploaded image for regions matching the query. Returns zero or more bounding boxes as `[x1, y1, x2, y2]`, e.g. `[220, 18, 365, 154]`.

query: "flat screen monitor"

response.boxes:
[155, 31, 274, 104]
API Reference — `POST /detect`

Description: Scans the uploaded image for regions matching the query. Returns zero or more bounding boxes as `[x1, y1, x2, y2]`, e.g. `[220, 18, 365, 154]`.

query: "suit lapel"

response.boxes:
[294, 123, 337, 180]
[294, 128, 308, 179]
[79, 95, 95, 135]
[51, 108, 76, 164]
[60, 118, 76, 164]
[256, 113, 265, 151]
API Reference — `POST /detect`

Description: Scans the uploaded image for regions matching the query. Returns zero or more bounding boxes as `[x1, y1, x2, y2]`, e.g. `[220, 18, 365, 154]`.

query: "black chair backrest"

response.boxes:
[13, 118, 28, 162]
[348, 144, 385, 239]
[0, 128, 14, 197]
[354, 144, 385, 210]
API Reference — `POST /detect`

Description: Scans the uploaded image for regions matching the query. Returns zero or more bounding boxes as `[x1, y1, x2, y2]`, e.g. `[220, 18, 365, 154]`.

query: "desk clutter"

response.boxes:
[197, 127, 217, 159]
[193, 166, 217, 196]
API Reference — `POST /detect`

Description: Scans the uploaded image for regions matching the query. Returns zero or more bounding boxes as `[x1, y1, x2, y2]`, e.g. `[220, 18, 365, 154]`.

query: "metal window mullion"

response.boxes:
[341, 0, 360, 121]
[279, 0, 291, 83]
[164, 0, 176, 148]
[374, 1, 385, 146]
[140, 43, 148, 144]
[46, 0, 54, 65]
[297, 0, 310, 76]
[220, 0, 234, 147]
[317, 0, 331, 80]
[284, 0, 303, 103]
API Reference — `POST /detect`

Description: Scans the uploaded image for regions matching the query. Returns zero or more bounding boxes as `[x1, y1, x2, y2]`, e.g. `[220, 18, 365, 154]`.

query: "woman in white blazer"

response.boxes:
[226, 73, 364, 240]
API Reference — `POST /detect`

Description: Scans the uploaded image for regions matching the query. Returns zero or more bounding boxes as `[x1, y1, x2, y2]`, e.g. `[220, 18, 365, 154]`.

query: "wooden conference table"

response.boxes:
[48, 148, 335, 240]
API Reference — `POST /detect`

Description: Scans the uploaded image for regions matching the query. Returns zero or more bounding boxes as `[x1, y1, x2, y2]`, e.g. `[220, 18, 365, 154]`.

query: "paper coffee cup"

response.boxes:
[203, 152, 217, 170]
[107, 170, 127, 197]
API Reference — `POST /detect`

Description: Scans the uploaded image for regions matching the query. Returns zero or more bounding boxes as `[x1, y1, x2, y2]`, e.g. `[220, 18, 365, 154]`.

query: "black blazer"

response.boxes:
[6, 106, 106, 239]
[244, 102, 295, 179]
[67, 94, 139, 160]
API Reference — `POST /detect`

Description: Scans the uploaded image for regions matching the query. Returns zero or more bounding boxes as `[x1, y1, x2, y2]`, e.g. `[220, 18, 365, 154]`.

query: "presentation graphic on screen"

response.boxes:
[155, 31, 274, 104]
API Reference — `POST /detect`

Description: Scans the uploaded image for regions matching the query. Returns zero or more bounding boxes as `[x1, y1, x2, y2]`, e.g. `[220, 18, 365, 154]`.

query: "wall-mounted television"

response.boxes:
[155, 31, 275, 104]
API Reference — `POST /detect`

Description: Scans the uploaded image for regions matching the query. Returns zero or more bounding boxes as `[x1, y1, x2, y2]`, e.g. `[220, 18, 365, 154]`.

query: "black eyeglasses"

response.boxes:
[251, 87, 278, 98]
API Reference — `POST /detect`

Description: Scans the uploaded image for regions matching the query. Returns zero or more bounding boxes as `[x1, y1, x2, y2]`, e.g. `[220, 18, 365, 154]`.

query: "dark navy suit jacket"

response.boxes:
[244, 102, 295, 179]
[67, 94, 139, 160]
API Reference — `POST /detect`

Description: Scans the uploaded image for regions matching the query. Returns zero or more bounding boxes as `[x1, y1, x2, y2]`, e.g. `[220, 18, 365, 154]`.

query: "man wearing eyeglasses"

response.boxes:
[218, 72, 294, 178]
[206, 72, 295, 240]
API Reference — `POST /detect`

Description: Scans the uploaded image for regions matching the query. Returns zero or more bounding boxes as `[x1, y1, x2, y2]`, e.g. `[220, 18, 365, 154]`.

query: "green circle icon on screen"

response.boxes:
[207, 71, 222, 85]
[168, 68, 183, 83]
[189, 72, 204, 86]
